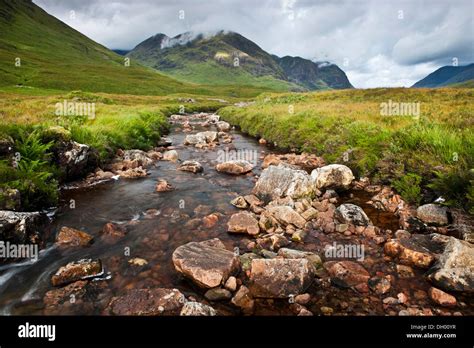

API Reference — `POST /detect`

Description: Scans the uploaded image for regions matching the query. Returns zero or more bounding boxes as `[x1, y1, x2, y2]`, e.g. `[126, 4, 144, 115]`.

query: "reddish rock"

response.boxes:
[227, 211, 260, 236]
[384, 234, 444, 268]
[428, 287, 457, 307]
[155, 179, 174, 192]
[216, 160, 254, 175]
[51, 259, 103, 286]
[324, 261, 370, 289]
[249, 258, 315, 298]
[202, 214, 219, 228]
[101, 223, 127, 243]
[231, 285, 255, 315]
[55, 227, 93, 247]
[172, 239, 240, 288]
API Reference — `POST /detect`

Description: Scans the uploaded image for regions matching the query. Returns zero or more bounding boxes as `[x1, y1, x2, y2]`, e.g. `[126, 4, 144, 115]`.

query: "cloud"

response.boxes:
[33, 0, 474, 88]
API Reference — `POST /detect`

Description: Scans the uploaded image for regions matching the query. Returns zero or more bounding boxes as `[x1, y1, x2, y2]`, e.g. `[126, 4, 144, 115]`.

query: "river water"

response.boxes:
[0, 114, 471, 316]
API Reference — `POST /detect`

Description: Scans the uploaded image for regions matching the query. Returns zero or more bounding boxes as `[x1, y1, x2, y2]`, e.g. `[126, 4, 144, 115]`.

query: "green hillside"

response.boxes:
[0, 0, 212, 95]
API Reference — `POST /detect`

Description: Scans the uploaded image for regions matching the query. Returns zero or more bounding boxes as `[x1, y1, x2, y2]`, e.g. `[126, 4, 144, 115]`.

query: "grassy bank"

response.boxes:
[0, 89, 229, 211]
[219, 88, 474, 213]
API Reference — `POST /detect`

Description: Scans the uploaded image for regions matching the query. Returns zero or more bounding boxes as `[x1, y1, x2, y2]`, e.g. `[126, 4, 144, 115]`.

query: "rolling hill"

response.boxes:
[127, 31, 353, 91]
[412, 63, 474, 88]
[0, 0, 207, 95]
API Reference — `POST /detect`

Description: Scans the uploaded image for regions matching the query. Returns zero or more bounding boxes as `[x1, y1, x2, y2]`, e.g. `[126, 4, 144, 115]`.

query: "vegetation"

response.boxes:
[0, 89, 228, 211]
[220, 88, 474, 211]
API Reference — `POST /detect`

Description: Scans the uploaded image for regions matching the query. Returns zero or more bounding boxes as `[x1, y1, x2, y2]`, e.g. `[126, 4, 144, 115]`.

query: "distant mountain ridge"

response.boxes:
[412, 63, 474, 88]
[128, 31, 353, 91]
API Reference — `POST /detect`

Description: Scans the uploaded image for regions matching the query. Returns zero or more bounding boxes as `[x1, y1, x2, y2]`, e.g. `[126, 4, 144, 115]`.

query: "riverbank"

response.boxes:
[219, 88, 474, 214]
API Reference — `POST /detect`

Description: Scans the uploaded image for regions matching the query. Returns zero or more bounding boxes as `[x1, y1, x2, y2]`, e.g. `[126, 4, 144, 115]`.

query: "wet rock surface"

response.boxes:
[172, 239, 240, 288]
[2, 112, 473, 317]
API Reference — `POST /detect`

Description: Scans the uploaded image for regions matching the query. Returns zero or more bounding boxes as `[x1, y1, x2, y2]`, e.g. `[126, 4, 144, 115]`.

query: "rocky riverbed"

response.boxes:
[0, 112, 472, 316]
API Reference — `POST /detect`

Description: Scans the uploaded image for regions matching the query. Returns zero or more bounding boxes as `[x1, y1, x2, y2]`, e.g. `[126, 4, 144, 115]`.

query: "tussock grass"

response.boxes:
[220, 88, 474, 211]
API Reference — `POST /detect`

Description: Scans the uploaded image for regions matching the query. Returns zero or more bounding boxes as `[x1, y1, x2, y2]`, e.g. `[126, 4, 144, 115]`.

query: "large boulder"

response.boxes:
[0, 210, 48, 244]
[266, 205, 306, 229]
[335, 204, 371, 226]
[253, 164, 315, 200]
[172, 239, 240, 288]
[216, 121, 231, 132]
[216, 160, 254, 175]
[184, 131, 218, 146]
[311, 164, 354, 190]
[107, 288, 184, 315]
[122, 150, 153, 167]
[417, 204, 449, 226]
[427, 237, 474, 292]
[249, 258, 315, 298]
[178, 160, 203, 174]
[162, 150, 178, 162]
[57, 141, 98, 181]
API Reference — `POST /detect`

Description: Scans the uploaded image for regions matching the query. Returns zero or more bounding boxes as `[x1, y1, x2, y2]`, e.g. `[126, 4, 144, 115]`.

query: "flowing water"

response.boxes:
[0, 114, 471, 316]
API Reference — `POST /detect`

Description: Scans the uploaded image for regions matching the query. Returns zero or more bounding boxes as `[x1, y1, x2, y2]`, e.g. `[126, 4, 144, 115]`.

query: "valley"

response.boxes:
[0, 0, 472, 321]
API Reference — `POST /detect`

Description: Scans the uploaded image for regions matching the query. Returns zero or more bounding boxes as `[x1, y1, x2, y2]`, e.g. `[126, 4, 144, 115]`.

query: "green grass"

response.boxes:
[220, 87, 474, 212]
[0, 89, 229, 211]
[0, 0, 278, 98]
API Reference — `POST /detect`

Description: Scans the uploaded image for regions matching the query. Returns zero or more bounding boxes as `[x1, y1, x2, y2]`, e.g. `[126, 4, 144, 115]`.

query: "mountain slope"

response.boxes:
[128, 31, 302, 91]
[412, 63, 474, 88]
[0, 0, 200, 95]
[276, 56, 353, 90]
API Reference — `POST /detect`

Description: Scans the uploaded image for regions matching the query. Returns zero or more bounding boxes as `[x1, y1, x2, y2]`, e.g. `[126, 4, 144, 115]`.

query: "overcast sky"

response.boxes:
[34, 0, 473, 88]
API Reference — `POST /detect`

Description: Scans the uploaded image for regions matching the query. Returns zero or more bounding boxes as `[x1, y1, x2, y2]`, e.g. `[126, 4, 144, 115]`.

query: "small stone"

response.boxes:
[224, 276, 237, 292]
[397, 292, 408, 304]
[368, 276, 391, 295]
[291, 229, 307, 243]
[204, 288, 232, 301]
[428, 287, 457, 307]
[180, 301, 217, 316]
[227, 211, 260, 236]
[231, 285, 255, 314]
[295, 293, 311, 305]
[231, 196, 248, 209]
[155, 179, 174, 192]
[128, 258, 148, 266]
[320, 306, 334, 315]
[396, 264, 415, 278]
